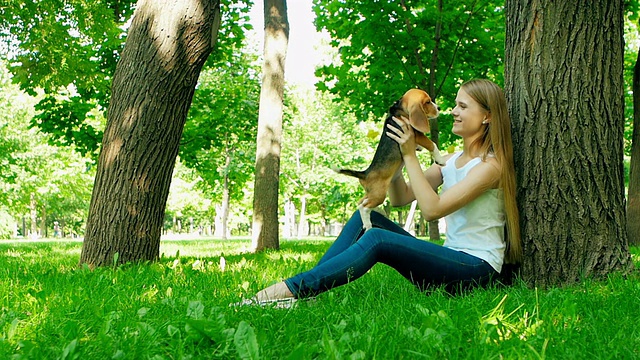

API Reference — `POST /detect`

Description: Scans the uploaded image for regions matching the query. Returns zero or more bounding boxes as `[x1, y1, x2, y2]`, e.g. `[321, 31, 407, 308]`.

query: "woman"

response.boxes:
[246, 79, 521, 306]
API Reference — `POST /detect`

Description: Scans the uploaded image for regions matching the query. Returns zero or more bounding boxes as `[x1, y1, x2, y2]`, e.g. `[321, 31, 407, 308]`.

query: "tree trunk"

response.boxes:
[40, 205, 46, 238]
[428, 219, 440, 241]
[80, 0, 221, 267]
[505, 0, 632, 286]
[214, 205, 223, 237]
[220, 152, 231, 240]
[251, 0, 289, 251]
[297, 195, 307, 238]
[283, 198, 294, 238]
[404, 200, 417, 232]
[29, 193, 37, 239]
[627, 47, 640, 246]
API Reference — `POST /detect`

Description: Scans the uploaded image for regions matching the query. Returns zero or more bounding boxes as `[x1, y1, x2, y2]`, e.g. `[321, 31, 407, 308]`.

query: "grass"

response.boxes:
[0, 238, 639, 359]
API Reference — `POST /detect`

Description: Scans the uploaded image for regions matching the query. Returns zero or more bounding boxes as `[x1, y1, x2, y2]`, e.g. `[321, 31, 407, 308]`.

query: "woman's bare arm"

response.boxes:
[388, 164, 444, 207]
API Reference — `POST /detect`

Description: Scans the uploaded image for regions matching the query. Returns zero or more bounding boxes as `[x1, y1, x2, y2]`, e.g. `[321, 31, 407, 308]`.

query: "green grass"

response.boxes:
[0, 238, 639, 359]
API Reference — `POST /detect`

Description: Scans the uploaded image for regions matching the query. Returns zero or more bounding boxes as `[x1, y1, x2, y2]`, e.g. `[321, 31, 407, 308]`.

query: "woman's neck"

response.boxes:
[461, 136, 482, 158]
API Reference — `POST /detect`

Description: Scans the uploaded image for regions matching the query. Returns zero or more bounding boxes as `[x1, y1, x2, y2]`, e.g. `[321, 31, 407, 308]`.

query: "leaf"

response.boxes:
[186, 300, 205, 319]
[8, 318, 19, 341]
[137, 307, 149, 318]
[286, 344, 306, 360]
[185, 319, 215, 342]
[234, 321, 260, 360]
[167, 324, 180, 337]
[60, 339, 78, 360]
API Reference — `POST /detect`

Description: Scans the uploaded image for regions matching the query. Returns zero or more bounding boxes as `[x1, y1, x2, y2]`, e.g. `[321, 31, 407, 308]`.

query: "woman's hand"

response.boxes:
[386, 116, 417, 158]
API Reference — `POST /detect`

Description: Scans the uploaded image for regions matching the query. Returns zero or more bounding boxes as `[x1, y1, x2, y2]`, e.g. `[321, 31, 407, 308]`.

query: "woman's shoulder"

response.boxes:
[470, 157, 501, 188]
[442, 152, 457, 163]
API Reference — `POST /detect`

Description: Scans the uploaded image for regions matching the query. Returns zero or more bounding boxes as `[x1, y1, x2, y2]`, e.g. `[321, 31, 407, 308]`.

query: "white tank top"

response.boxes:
[441, 152, 505, 272]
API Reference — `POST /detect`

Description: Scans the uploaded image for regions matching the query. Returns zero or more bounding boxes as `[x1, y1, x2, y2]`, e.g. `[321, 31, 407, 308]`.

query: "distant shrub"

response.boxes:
[0, 208, 15, 239]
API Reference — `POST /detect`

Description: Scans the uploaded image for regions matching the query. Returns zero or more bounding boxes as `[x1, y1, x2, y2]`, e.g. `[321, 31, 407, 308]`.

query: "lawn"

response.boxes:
[0, 238, 639, 359]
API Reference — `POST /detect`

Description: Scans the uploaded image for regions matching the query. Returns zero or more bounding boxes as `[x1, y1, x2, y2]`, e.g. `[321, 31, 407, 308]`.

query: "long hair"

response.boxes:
[461, 79, 522, 264]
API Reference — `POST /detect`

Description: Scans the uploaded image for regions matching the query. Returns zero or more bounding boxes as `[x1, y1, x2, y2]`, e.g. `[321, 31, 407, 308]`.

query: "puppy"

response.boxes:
[334, 89, 444, 230]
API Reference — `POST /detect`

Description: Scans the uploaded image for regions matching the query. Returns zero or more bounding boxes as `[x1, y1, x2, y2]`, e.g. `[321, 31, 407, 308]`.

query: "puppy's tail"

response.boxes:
[332, 166, 367, 180]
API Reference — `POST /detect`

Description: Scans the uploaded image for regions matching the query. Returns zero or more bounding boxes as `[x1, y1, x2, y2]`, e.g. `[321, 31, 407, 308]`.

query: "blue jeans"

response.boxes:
[284, 211, 498, 298]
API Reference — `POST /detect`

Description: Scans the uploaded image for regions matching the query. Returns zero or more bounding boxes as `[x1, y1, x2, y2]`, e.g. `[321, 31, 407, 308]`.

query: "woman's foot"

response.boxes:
[231, 282, 297, 308]
[255, 281, 294, 302]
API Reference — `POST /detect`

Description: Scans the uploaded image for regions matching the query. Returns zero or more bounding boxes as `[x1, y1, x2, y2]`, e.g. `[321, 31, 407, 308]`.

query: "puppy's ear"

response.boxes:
[405, 93, 431, 133]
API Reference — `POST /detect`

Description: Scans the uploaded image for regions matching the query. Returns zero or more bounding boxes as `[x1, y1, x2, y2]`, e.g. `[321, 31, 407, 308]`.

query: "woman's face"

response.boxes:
[451, 88, 488, 139]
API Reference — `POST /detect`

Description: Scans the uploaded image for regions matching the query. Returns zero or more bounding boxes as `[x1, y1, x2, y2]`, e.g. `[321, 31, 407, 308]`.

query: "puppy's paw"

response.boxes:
[358, 203, 373, 230]
[432, 148, 446, 166]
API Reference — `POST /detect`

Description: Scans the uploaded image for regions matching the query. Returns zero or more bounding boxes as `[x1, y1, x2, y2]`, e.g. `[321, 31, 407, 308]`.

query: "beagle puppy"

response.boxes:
[334, 89, 443, 230]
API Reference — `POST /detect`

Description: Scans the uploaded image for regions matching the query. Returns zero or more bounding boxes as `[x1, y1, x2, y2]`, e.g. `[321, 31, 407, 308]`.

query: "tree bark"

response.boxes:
[627, 47, 640, 246]
[80, 0, 221, 267]
[505, 0, 633, 286]
[251, 0, 289, 251]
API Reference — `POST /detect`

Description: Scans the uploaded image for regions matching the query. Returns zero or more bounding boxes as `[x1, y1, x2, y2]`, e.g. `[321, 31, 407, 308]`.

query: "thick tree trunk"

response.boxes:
[505, 0, 632, 286]
[251, 0, 289, 251]
[80, 0, 221, 267]
[627, 48, 640, 246]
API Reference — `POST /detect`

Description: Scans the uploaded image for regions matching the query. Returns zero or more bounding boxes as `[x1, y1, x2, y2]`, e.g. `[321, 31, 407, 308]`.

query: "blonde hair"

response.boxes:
[461, 79, 522, 264]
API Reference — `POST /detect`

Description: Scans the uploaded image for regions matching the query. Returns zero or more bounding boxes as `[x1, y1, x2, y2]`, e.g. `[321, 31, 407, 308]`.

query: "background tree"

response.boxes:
[505, 0, 633, 286]
[0, 61, 94, 239]
[280, 89, 368, 236]
[628, 41, 640, 246]
[313, 0, 504, 132]
[252, 0, 289, 251]
[164, 161, 212, 235]
[180, 55, 260, 239]
[624, 4, 640, 246]
[80, 0, 222, 267]
[1, 0, 250, 158]
[313, 0, 504, 237]
[1, 0, 135, 158]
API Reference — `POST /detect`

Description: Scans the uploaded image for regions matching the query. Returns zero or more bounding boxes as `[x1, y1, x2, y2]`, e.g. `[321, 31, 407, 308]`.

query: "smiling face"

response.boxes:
[451, 88, 489, 140]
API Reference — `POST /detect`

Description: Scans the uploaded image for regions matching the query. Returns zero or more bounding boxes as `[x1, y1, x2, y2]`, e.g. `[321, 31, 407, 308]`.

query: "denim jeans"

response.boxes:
[284, 211, 498, 298]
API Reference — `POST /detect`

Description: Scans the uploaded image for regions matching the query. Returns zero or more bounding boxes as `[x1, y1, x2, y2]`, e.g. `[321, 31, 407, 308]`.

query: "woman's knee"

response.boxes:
[357, 228, 388, 247]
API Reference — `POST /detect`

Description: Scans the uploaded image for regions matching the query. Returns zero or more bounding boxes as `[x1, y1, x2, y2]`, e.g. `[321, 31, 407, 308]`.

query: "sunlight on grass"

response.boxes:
[480, 293, 544, 345]
[5, 249, 23, 257]
[266, 250, 316, 263]
[1, 240, 639, 359]
[159, 239, 254, 258]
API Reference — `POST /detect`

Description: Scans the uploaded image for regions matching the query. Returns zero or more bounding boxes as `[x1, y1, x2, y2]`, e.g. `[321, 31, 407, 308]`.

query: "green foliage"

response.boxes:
[313, 0, 505, 147]
[180, 50, 261, 205]
[1, 0, 133, 157]
[1, 0, 254, 158]
[280, 87, 447, 225]
[1, 240, 639, 358]
[623, 14, 639, 156]
[0, 207, 14, 239]
[0, 61, 94, 236]
[280, 89, 369, 221]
